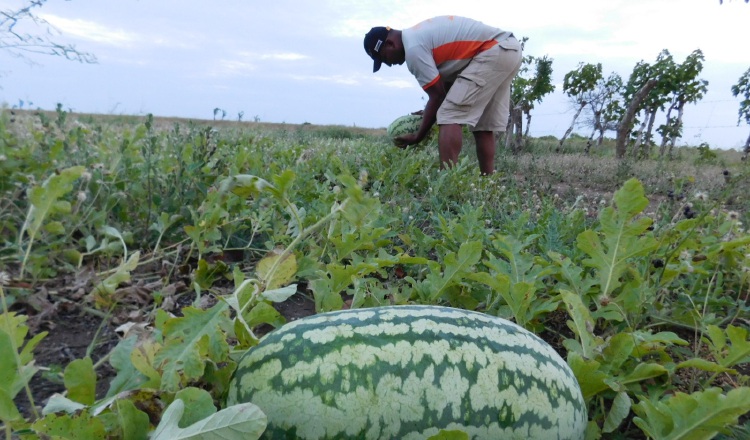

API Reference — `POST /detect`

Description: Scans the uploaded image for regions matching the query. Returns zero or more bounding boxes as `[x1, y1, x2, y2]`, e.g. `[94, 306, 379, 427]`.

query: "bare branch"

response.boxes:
[1, 0, 97, 63]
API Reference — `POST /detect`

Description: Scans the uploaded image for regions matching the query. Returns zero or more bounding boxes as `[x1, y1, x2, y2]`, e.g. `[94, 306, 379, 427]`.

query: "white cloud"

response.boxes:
[289, 74, 359, 85]
[206, 51, 310, 78]
[376, 78, 414, 89]
[39, 14, 138, 47]
[260, 53, 310, 61]
[208, 60, 257, 78]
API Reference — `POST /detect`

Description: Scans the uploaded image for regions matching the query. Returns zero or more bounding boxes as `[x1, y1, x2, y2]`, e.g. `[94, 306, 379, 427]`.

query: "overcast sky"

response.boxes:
[1, 0, 748, 149]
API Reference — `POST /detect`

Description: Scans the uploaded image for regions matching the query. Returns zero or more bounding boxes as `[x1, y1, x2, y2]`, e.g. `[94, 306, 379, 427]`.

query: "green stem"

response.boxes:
[264, 199, 348, 285]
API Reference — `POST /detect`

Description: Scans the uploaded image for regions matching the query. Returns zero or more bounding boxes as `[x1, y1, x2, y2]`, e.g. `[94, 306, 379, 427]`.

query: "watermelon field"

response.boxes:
[1, 107, 750, 439]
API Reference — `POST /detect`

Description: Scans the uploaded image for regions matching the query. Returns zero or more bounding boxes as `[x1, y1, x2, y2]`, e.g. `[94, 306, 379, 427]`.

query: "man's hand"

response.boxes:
[394, 133, 421, 148]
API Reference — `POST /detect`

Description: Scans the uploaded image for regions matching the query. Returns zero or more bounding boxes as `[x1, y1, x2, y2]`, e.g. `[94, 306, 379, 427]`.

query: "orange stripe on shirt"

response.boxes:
[432, 40, 498, 65]
[423, 74, 441, 90]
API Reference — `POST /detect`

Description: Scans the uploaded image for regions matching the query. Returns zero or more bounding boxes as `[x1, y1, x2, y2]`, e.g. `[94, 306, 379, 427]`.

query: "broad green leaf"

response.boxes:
[44, 220, 65, 235]
[584, 420, 602, 440]
[0, 313, 44, 401]
[151, 399, 267, 440]
[427, 240, 482, 301]
[633, 387, 750, 440]
[155, 303, 231, 392]
[106, 335, 149, 397]
[310, 277, 345, 312]
[568, 352, 609, 402]
[603, 391, 632, 433]
[130, 339, 162, 389]
[561, 290, 599, 359]
[548, 251, 597, 297]
[194, 259, 229, 290]
[0, 388, 21, 422]
[91, 251, 141, 307]
[21, 165, 85, 245]
[42, 394, 86, 415]
[174, 387, 218, 428]
[427, 430, 470, 440]
[245, 302, 285, 329]
[600, 333, 636, 374]
[576, 178, 658, 297]
[676, 358, 735, 374]
[340, 194, 381, 228]
[31, 411, 107, 439]
[115, 399, 150, 440]
[256, 250, 297, 290]
[63, 357, 96, 405]
[704, 325, 750, 368]
[218, 174, 274, 199]
[621, 363, 668, 385]
[260, 284, 298, 303]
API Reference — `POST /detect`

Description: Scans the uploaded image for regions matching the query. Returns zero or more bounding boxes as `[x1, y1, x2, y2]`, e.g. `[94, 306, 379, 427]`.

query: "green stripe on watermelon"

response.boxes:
[387, 114, 424, 145]
[227, 305, 586, 440]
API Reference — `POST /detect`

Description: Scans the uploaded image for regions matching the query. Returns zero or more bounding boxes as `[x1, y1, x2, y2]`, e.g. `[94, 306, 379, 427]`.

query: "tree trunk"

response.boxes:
[641, 110, 657, 158]
[523, 112, 532, 138]
[631, 118, 648, 158]
[667, 103, 685, 159]
[616, 79, 658, 159]
[743, 130, 750, 161]
[557, 102, 586, 153]
[505, 105, 514, 151]
[513, 108, 523, 153]
[659, 103, 676, 156]
[585, 124, 597, 155]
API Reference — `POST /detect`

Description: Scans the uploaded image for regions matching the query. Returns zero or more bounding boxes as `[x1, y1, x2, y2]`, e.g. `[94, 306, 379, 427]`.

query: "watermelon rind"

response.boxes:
[387, 114, 425, 145]
[227, 305, 587, 440]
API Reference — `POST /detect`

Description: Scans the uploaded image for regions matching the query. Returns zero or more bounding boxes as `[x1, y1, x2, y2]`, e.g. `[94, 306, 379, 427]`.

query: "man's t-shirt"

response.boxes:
[401, 16, 518, 90]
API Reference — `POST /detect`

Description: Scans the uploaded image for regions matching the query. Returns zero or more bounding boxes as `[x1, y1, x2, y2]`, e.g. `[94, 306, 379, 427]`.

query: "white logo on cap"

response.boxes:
[374, 40, 383, 52]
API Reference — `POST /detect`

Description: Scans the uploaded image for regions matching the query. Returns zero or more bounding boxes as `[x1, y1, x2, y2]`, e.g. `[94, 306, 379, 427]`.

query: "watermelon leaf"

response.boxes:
[154, 303, 231, 392]
[603, 391, 632, 433]
[561, 290, 600, 359]
[63, 357, 96, 405]
[151, 399, 267, 440]
[31, 410, 106, 439]
[633, 387, 750, 440]
[426, 240, 482, 301]
[576, 178, 657, 298]
[703, 325, 750, 368]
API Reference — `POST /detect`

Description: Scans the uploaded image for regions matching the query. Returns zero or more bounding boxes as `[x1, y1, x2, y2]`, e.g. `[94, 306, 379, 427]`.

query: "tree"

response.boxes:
[731, 67, 750, 159]
[623, 50, 675, 158]
[557, 62, 602, 152]
[616, 79, 658, 159]
[657, 49, 708, 158]
[507, 50, 555, 153]
[581, 72, 624, 154]
[1, 0, 95, 63]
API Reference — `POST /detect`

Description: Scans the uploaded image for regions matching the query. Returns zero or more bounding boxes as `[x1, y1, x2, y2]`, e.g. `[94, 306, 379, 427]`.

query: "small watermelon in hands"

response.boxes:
[387, 114, 424, 145]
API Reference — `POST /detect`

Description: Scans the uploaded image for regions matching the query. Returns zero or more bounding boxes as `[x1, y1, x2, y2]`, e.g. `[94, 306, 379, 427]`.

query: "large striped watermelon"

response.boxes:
[227, 306, 586, 439]
[387, 114, 423, 145]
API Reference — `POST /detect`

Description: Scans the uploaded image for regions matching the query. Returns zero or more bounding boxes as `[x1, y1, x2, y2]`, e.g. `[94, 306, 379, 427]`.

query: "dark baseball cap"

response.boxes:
[363, 26, 390, 72]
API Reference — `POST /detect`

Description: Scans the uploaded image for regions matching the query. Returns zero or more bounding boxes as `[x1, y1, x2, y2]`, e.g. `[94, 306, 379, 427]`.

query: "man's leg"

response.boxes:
[474, 130, 495, 175]
[438, 124, 463, 168]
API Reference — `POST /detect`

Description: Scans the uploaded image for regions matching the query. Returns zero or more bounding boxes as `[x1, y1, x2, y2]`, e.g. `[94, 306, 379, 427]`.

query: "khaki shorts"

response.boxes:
[437, 38, 523, 132]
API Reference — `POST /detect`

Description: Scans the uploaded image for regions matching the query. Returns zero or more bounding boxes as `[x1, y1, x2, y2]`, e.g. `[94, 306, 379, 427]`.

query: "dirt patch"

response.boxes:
[13, 304, 119, 419]
[11, 272, 317, 420]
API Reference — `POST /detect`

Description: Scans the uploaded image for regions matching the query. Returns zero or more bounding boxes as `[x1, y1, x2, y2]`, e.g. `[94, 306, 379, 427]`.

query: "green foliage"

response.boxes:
[0, 112, 748, 438]
[151, 399, 267, 440]
[731, 66, 750, 126]
[633, 388, 750, 440]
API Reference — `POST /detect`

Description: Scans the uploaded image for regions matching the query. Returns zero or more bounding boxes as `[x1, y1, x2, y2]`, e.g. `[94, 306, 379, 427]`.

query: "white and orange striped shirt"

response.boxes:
[402, 16, 518, 90]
